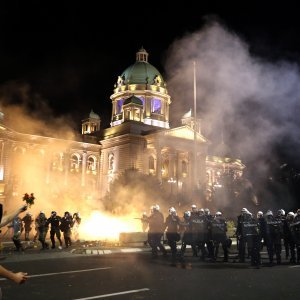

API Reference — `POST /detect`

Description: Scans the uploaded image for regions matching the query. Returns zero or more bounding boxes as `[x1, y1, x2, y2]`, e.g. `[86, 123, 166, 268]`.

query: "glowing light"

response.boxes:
[79, 211, 141, 241]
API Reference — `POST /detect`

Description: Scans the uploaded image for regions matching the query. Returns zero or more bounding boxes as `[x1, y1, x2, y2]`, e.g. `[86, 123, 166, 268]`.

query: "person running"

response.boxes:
[47, 211, 63, 249]
[35, 211, 49, 250]
[60, 211, 74, 248]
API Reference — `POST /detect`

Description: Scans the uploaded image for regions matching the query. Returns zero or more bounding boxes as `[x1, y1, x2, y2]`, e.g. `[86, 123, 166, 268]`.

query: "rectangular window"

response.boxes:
[117, 99, 123, 114]
[152, 98, 161, 114]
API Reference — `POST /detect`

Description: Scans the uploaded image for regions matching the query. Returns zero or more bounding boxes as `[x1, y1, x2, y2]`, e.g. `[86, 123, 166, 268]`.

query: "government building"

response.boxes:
[0, 48, 245, 210]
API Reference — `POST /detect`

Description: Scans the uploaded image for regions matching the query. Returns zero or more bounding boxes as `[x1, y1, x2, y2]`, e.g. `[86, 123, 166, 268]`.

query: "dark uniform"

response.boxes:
[204, 209, 214, 259]
[165, 207, 180, 263]
[190, 209, 208, 259]
[36, 212, 49, 250]
[243, 214, 261, 267]
[285, 212, 296, 264]
[257, 211, 266, 251]
[180, 211, 193, 260]
[211, 212, 228, 262]
[147, 205, 167, 258]
[292, 210, 300, 263]
[236, 208, 249, 262]
[47, 211, 63, 249]
[264, 210, 283, 265]
[60, 211, 74, 248]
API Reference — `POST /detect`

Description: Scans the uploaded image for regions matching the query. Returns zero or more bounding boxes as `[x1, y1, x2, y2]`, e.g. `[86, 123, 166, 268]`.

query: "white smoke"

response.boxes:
[165, 21, 300, 174]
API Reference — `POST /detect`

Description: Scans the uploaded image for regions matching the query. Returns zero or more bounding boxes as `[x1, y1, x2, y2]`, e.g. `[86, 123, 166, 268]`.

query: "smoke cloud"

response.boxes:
[165, 21, 300, 209]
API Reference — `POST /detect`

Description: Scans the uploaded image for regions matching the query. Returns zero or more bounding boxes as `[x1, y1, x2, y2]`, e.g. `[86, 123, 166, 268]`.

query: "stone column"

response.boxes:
[81, 151, 87, 187]
[156, 145, 162, 183]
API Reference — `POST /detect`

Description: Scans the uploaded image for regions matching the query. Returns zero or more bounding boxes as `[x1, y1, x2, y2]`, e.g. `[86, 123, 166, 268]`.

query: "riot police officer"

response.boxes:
[147, 204, 167, 258]
[165, 207, 180, 264]
[265, 210, 283, 265]
[211, 211, 228, 262]
[47, 211, 63, 249]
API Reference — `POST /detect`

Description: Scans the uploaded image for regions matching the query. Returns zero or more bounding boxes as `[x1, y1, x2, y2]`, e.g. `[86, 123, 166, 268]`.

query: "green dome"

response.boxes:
[89, 109, 100, 119]
[119, 48, 165, 86]
[121, 61, 165, 85]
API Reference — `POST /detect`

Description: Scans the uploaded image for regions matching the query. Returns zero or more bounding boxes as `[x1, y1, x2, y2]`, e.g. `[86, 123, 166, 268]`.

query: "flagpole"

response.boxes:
[193, 61, 197, 188]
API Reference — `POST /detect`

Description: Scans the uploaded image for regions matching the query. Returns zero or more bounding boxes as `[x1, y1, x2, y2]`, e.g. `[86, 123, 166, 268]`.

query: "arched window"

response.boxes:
[87, 156, 97, 174]
[70, 154, 81, 172]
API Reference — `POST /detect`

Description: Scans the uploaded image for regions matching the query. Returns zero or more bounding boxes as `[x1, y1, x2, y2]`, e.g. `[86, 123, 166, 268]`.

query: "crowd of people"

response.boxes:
[6, 210, 82, 251]
[141, 204, 300, 268]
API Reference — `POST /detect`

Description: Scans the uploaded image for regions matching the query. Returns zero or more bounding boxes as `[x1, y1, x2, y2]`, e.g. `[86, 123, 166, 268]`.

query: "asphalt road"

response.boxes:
[0, 246, 299, 300]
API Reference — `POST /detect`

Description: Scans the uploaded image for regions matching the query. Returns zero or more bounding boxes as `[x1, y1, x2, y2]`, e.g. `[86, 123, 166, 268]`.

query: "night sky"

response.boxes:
[1, 1, 300, 127]
[1, 1, 300, 205]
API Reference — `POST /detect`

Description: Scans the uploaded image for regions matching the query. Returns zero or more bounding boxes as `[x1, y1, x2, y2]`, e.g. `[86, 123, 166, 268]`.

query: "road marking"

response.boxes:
[73, 288, 150, 299]
[121, 248, 142, 253]
[0, 267, 112, 281]
[289, 265, 300, 268]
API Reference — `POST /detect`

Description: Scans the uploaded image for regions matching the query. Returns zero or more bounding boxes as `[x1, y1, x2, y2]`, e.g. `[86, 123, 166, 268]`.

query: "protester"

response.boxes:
[35, 211, 49, 250]
[72, 212, 81, 242]
[0, 204, 29, 299]
[21, 212, 33, 241]
[8, 216, 24, 252]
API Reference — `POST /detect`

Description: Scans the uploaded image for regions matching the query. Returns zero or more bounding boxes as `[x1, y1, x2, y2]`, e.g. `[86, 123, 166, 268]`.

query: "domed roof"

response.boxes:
[120, 48, 165, 86]
[89, 109, 100, 119]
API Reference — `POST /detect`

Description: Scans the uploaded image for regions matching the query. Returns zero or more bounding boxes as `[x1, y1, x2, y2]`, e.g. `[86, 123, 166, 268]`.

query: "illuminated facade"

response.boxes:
[0, 48, 245, 206]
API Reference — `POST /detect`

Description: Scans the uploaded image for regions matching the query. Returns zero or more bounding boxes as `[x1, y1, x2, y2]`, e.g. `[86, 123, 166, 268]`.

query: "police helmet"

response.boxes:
[198, 208, 205, 215]
[191, 204, 197, 211]
[287, 211, 295, 218]
[266, 210, 273, 216]
[280, 209, 285, 216]
[257, 211, 263, 218]
[184, 211, 191, 219]
[215, 211, 222, 217]
[169, 207, 176, 215]
[204, 208, 210, 215]
[153, 204, 160, 211]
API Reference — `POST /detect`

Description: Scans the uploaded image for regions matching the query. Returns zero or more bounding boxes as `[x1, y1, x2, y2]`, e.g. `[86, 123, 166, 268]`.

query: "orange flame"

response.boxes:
[78, 211, 142, 241]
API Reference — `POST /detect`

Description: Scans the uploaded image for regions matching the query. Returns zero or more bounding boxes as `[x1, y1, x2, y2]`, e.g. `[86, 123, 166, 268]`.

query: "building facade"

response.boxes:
[0, 48, 245, 208]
